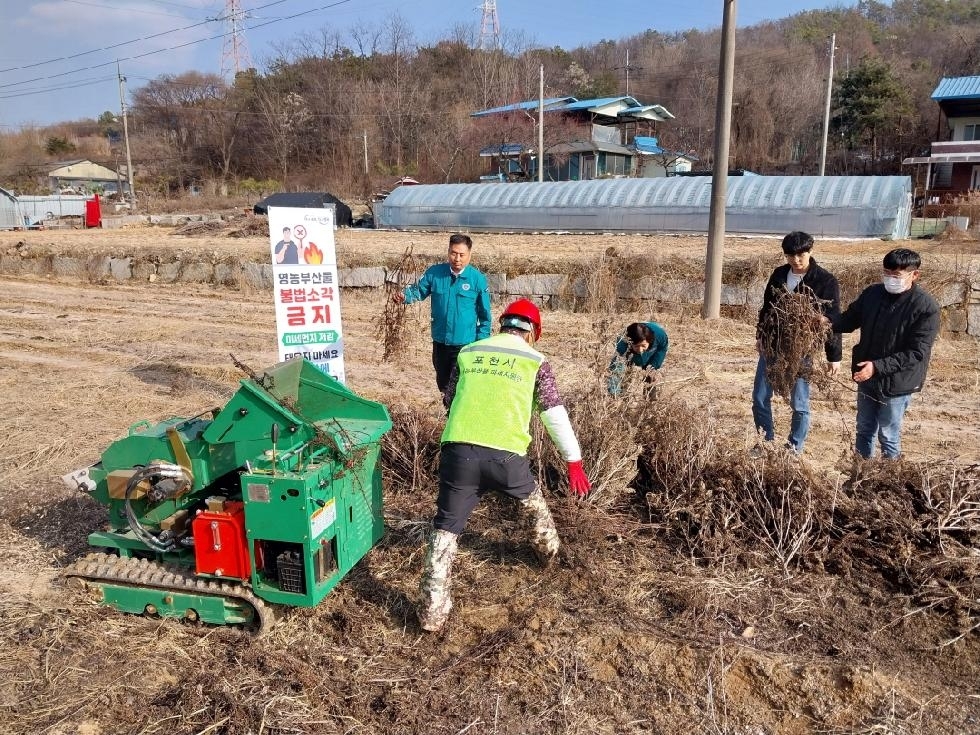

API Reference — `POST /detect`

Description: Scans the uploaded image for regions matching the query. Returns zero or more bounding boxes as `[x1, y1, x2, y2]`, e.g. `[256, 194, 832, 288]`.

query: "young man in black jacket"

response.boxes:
[832, 248, 940, 459]
[752, 231, 841, 455]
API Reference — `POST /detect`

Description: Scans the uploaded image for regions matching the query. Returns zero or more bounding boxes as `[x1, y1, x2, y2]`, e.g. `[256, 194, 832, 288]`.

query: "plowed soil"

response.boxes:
[0, 226, 978, 735]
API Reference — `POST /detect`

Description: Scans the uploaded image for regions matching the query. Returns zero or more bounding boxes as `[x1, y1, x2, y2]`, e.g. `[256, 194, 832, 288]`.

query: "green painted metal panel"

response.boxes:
[100, 582, 254, 625]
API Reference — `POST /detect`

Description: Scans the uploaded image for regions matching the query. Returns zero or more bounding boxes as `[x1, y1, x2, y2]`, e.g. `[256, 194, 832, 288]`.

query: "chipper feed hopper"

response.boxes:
[61, 359, 391, 633]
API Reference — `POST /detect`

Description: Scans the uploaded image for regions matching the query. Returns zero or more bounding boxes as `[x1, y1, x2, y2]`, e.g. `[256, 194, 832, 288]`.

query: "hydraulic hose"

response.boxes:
[124, 463, 191, 553]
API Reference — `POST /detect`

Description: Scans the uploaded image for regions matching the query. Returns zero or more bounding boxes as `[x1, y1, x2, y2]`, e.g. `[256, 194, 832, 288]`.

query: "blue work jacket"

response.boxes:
[404, 263, 492, 346]
[607, 322, 669, 395]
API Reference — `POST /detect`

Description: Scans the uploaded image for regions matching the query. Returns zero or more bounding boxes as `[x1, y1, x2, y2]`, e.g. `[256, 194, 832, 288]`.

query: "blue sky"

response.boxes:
[0, 0, 859, 129]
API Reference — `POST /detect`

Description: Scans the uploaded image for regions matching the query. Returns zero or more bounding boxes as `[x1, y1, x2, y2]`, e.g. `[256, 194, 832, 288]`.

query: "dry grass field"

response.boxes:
[0, 226, 978, 734]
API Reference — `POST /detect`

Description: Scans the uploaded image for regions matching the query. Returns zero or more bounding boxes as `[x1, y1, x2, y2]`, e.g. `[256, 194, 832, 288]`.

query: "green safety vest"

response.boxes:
[441, 333, 544, 455]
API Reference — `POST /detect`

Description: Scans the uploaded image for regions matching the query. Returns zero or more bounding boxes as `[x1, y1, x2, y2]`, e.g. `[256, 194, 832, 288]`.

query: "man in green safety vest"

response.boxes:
[418, 298, 592, 633]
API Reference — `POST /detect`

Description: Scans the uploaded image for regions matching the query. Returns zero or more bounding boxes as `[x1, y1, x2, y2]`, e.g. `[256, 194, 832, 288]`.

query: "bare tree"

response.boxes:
[254, 82, 311, 186]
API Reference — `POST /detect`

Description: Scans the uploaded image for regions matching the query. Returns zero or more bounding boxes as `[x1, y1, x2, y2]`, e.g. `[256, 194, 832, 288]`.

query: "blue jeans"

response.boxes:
[751, 355, 810, 452]
[855, 385, 912, 459]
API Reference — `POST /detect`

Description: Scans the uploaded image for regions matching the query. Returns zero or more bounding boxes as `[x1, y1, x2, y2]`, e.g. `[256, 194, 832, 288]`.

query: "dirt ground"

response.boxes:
[0, 226, 978, 734]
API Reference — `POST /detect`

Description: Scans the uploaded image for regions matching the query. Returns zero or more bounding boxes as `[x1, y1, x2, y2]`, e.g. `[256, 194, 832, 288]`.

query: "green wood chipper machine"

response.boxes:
[61, 359, 391, 633]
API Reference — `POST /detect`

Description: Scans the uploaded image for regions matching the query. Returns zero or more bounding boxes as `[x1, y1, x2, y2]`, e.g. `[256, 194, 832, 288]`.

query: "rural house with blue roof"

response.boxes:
[903, 75, 980, 203]
[471, 95, 691, 182]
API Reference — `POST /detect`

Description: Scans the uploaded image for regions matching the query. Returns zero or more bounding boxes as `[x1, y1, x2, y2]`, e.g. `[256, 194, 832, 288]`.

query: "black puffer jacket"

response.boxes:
[833, 283, 940, 397]
[756, 258, 842, 362]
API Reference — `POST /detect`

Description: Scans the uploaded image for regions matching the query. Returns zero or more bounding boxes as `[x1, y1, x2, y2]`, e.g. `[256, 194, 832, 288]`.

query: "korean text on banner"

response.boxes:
[267, 206, 345, 383]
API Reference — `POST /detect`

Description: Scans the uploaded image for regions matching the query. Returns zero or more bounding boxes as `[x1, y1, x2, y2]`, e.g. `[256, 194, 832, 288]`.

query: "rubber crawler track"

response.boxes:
[62, 551, 276, 634]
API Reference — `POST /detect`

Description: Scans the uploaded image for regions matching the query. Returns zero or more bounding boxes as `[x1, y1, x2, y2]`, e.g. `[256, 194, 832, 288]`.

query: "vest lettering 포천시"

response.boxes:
[441, 334, 544, 454]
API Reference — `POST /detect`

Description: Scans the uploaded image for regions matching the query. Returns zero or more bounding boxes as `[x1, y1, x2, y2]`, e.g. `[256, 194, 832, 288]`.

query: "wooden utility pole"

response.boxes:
[703, 0, 737, 320]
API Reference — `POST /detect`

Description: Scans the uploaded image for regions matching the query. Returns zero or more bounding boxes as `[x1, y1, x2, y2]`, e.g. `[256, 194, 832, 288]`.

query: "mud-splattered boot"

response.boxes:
[418, 529, 458, 632]
[519, 486, 560, 568]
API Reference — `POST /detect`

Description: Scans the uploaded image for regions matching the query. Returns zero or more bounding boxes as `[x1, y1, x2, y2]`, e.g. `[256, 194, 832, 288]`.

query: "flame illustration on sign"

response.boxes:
[304, 242, 324, 265]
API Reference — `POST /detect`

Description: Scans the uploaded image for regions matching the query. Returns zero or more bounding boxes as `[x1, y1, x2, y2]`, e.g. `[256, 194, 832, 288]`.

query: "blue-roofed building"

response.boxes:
[470, 95, 674, 182]
[902, 75, 980, 202]
[631, 136, 697, 178]
[470, 97, 577, 117]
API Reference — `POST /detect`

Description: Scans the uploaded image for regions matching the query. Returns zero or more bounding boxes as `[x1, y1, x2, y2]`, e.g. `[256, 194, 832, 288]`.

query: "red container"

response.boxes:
[192, 501, 251, 580]
[85, 194, 101, 228]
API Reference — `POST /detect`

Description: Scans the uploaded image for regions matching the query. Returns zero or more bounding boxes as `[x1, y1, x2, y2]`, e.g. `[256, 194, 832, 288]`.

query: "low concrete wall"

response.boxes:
[2, 251, 978, 337]
[101, 213, 225, 229]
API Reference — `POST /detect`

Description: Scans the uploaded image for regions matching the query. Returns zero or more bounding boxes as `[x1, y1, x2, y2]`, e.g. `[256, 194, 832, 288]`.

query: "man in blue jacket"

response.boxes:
[396, 234, 492, 391]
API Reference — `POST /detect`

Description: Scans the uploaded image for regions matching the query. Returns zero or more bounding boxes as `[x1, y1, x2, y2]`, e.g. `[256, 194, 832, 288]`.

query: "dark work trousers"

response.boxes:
[432, 342, 463, 393]
[434, 442, 537, 535]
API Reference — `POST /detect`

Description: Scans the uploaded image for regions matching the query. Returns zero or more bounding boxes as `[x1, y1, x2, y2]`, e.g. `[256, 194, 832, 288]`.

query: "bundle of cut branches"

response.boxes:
[170, 220, 224, 236]
[376, 246, 421, 362]
[758, 286, 832, 399]
[380, 402, 443, 494]
[227, 219, 270, 238]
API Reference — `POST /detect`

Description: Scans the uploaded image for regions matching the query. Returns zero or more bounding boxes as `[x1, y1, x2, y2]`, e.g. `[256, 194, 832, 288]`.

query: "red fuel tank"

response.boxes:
[192, 501, 251, 580]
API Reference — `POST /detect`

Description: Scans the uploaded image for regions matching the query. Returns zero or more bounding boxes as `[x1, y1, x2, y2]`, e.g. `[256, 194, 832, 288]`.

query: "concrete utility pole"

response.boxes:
[703, 0, 737, 320]
[538, 64, 544, 183]
[819, 33, 836, 176]
[117, 61, 136, 210]
[363, 130, 369, 175]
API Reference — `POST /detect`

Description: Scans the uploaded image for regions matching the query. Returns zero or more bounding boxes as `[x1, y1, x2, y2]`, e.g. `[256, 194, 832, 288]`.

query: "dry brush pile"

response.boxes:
[382, 372, 980, 640]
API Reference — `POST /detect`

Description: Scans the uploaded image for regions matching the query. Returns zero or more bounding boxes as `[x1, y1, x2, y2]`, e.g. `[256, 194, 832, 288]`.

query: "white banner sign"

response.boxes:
[267, 206, 345, 383]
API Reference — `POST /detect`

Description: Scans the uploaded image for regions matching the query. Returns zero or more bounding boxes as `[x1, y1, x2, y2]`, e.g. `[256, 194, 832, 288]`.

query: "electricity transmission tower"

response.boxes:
[219, 0, 252, 80]
[478, 0, 501, 50]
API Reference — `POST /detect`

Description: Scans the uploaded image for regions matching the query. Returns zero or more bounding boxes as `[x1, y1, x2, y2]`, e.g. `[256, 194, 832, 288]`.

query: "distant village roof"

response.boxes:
[549, 139, 633, 156]
[931, 75, 980, 101]
[252, 191, 353, 227]
[471, 97, 577, 117]
[471, 95, 673, 123]
[479, 143, 529, 157]
[632, 136, 698, 161]
[47, 159, 120, 181]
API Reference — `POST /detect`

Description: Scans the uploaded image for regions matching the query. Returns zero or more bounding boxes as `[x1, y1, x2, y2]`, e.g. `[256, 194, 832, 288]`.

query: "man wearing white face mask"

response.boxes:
[831, 248, 940, 459]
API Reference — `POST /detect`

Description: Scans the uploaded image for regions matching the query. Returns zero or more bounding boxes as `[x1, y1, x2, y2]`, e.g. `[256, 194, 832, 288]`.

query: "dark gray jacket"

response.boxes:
[757, 258, 842, 363]
[833, 283, 940, 397]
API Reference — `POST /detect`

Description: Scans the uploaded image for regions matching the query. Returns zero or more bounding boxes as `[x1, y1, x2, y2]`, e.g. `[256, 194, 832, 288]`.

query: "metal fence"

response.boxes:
[17, 195, 91, 224]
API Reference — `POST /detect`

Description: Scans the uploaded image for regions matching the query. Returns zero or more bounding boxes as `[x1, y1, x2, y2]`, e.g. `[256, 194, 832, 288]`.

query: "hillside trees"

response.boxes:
[131, 72, 232, 192]
[832, 56, 912, 171]
[66, 1, 977, 197]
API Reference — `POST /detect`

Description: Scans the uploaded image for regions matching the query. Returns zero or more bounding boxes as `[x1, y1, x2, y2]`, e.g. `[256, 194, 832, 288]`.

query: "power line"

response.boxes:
[61, 0, 193, 20]
[0, 0, 355, 93]
[0, 0, 291, 75]
[144, 0, 224, 11]
[0, 75, 117, 100]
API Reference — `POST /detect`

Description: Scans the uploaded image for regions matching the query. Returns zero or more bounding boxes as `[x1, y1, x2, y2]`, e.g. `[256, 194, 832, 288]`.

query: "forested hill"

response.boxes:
[3, 0, 980, 197]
